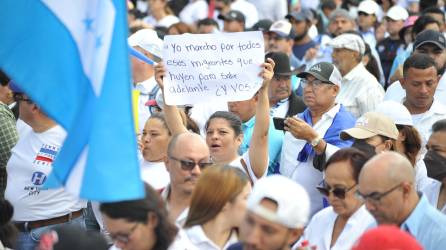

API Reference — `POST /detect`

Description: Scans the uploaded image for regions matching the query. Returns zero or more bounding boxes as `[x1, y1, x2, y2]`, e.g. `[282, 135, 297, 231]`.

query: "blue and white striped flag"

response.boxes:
[0, 0, 144, 201]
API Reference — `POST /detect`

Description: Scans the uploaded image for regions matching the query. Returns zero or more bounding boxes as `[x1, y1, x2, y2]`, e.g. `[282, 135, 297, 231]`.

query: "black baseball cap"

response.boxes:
[297, 62, 342, 86]
[218, 10, 245, 23]
[413, 29, 446, 51]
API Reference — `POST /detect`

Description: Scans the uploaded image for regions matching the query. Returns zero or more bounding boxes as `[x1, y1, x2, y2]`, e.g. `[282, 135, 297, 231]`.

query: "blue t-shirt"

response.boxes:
[239, 116, 284, 175]
[292, 40, 317, 60]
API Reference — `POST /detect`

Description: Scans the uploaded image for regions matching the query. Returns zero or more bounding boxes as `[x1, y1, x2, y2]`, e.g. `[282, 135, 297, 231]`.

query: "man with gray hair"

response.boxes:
[357, 151, 446, 250]
[227, 175, 310, 250]
[330, 33, 384, 118]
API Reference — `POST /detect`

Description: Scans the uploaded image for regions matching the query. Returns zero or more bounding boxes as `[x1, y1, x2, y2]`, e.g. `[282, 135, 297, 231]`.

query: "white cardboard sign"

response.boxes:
[162, 31, 264, 105]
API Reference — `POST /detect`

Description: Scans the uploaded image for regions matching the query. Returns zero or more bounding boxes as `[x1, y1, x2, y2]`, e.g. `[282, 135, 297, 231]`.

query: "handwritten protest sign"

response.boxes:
[162, 31, 264, 105]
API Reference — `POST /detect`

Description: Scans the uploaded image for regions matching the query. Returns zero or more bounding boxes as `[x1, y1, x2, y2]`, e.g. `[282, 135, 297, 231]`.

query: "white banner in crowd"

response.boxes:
[162, 31, 264, 105]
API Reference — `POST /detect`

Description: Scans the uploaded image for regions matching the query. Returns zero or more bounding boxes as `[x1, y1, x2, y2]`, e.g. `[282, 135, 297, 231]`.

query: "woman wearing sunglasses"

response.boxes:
[170, 165, 251, 250]
[294, 148, 374, 250]
[154, 59, 274, 184]
[100, 184, 178, 250]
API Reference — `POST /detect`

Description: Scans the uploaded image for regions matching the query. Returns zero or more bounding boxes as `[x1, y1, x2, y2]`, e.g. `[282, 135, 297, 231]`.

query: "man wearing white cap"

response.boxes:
[227, 175, 310, 250]
[377, 5, 408, 87]
[128, 29, 163, 134]
[357, 0, 380, 49]
[330, 33, 384, 118]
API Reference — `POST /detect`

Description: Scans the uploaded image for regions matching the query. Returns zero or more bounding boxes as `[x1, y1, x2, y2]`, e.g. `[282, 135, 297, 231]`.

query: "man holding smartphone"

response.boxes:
[279, 62, 356, 218]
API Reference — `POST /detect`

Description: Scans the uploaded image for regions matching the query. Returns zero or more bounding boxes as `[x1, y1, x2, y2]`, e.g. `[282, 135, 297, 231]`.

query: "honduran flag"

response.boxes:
[0, 0, 144, 201]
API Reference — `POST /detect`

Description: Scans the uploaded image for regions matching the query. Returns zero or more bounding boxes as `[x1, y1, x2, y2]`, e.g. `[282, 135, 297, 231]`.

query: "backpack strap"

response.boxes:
[240, 158, 254, 186]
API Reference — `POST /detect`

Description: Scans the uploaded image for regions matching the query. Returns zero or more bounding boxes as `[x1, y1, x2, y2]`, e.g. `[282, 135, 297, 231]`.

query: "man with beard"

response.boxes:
[161, 132, 211, 225]
[358, 152, 446, 250]
[422, 119, 446, 214]
[330, 33, 384, 118]
[399, 53, 446, 145]
[285, 9, 317, 66]
[385, 29, 446, 106]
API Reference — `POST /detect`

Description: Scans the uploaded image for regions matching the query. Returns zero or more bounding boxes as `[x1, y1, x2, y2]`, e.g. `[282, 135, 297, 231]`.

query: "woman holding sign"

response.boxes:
[154, 59, 274, 183]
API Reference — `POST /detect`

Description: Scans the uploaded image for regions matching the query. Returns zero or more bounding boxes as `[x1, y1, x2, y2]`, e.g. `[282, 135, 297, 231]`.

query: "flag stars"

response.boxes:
[96, 35, 103, 48]
[83, 17, 95, 32]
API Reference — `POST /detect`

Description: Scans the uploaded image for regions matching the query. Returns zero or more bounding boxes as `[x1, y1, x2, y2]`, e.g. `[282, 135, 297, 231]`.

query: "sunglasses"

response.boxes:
[169, 155, 213, 171]
[316, 183, 356, 199]
[13, 93, 33, 104]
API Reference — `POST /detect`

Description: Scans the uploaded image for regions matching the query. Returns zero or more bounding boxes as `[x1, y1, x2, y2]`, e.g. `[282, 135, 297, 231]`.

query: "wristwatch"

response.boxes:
[310, 136, 322, 148]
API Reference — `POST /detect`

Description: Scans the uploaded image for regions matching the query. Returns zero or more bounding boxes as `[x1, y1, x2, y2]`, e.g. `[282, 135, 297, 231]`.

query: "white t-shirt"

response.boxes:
[5, 125, 86, 221]
[422, 179, 446, 215]
[229, 151, 267, 183]
[294, 205, 375, 250]
[143, 15, 180, 28]
[415, 159, 433, 191]
[409, 99, 446, 147]
[179, 0, 208, 25]
[230, 0, 259, 28]
[140, 160, 170, 190]
[170, 225, 238, 250]
[161, 186, 189, 227]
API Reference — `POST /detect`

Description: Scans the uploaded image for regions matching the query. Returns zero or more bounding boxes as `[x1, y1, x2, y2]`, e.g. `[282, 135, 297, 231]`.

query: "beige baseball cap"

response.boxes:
[340, 112, 399, 140]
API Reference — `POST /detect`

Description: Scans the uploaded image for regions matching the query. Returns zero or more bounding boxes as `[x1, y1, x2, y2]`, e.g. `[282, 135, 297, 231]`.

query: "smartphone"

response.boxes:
[273, 117, 286, 131]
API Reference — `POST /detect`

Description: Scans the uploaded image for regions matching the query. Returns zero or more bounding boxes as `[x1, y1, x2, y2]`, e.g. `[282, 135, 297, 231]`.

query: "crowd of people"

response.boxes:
[2, 0, 446, 250]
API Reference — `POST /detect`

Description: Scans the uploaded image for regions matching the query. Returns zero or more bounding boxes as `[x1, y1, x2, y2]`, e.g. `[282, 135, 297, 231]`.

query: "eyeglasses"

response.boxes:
[355, 184, 401, 204]
[300, 79, 333, 90]
[13, 93, 33, 104]
[109, 223, 139, 244]
[316, 183, 357, 199]
[169, 155, 213, 171]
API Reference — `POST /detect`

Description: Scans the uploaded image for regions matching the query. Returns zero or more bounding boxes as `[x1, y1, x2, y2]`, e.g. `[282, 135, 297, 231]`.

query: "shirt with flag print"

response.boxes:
[5, 125, 86, 221]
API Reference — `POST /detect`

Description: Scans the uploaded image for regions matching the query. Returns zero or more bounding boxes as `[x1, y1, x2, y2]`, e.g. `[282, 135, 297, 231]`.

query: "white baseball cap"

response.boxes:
[357, 0, 380, 15]
[374, 100, 413, 126]
[330, 33, 365, 55]
[269, 20, 295, 39]
[128, 29, 163, 59]
[386, 6, 409, 21]
[247, 175, 310, 229]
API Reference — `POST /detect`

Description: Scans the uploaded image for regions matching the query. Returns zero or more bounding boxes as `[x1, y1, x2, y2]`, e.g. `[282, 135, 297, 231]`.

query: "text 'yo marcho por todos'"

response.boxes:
[162, 31, 264, 105]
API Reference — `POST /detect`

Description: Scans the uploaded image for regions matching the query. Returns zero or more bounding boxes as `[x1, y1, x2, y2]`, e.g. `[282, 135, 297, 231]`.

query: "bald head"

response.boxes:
[360, 152, 415, 186]
[359, 152, 420, 226]
[167, 132, 209, 157]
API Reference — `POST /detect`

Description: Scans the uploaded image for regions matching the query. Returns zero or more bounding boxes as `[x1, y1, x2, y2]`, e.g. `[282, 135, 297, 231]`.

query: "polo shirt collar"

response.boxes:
[400, 194, 429, 236]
